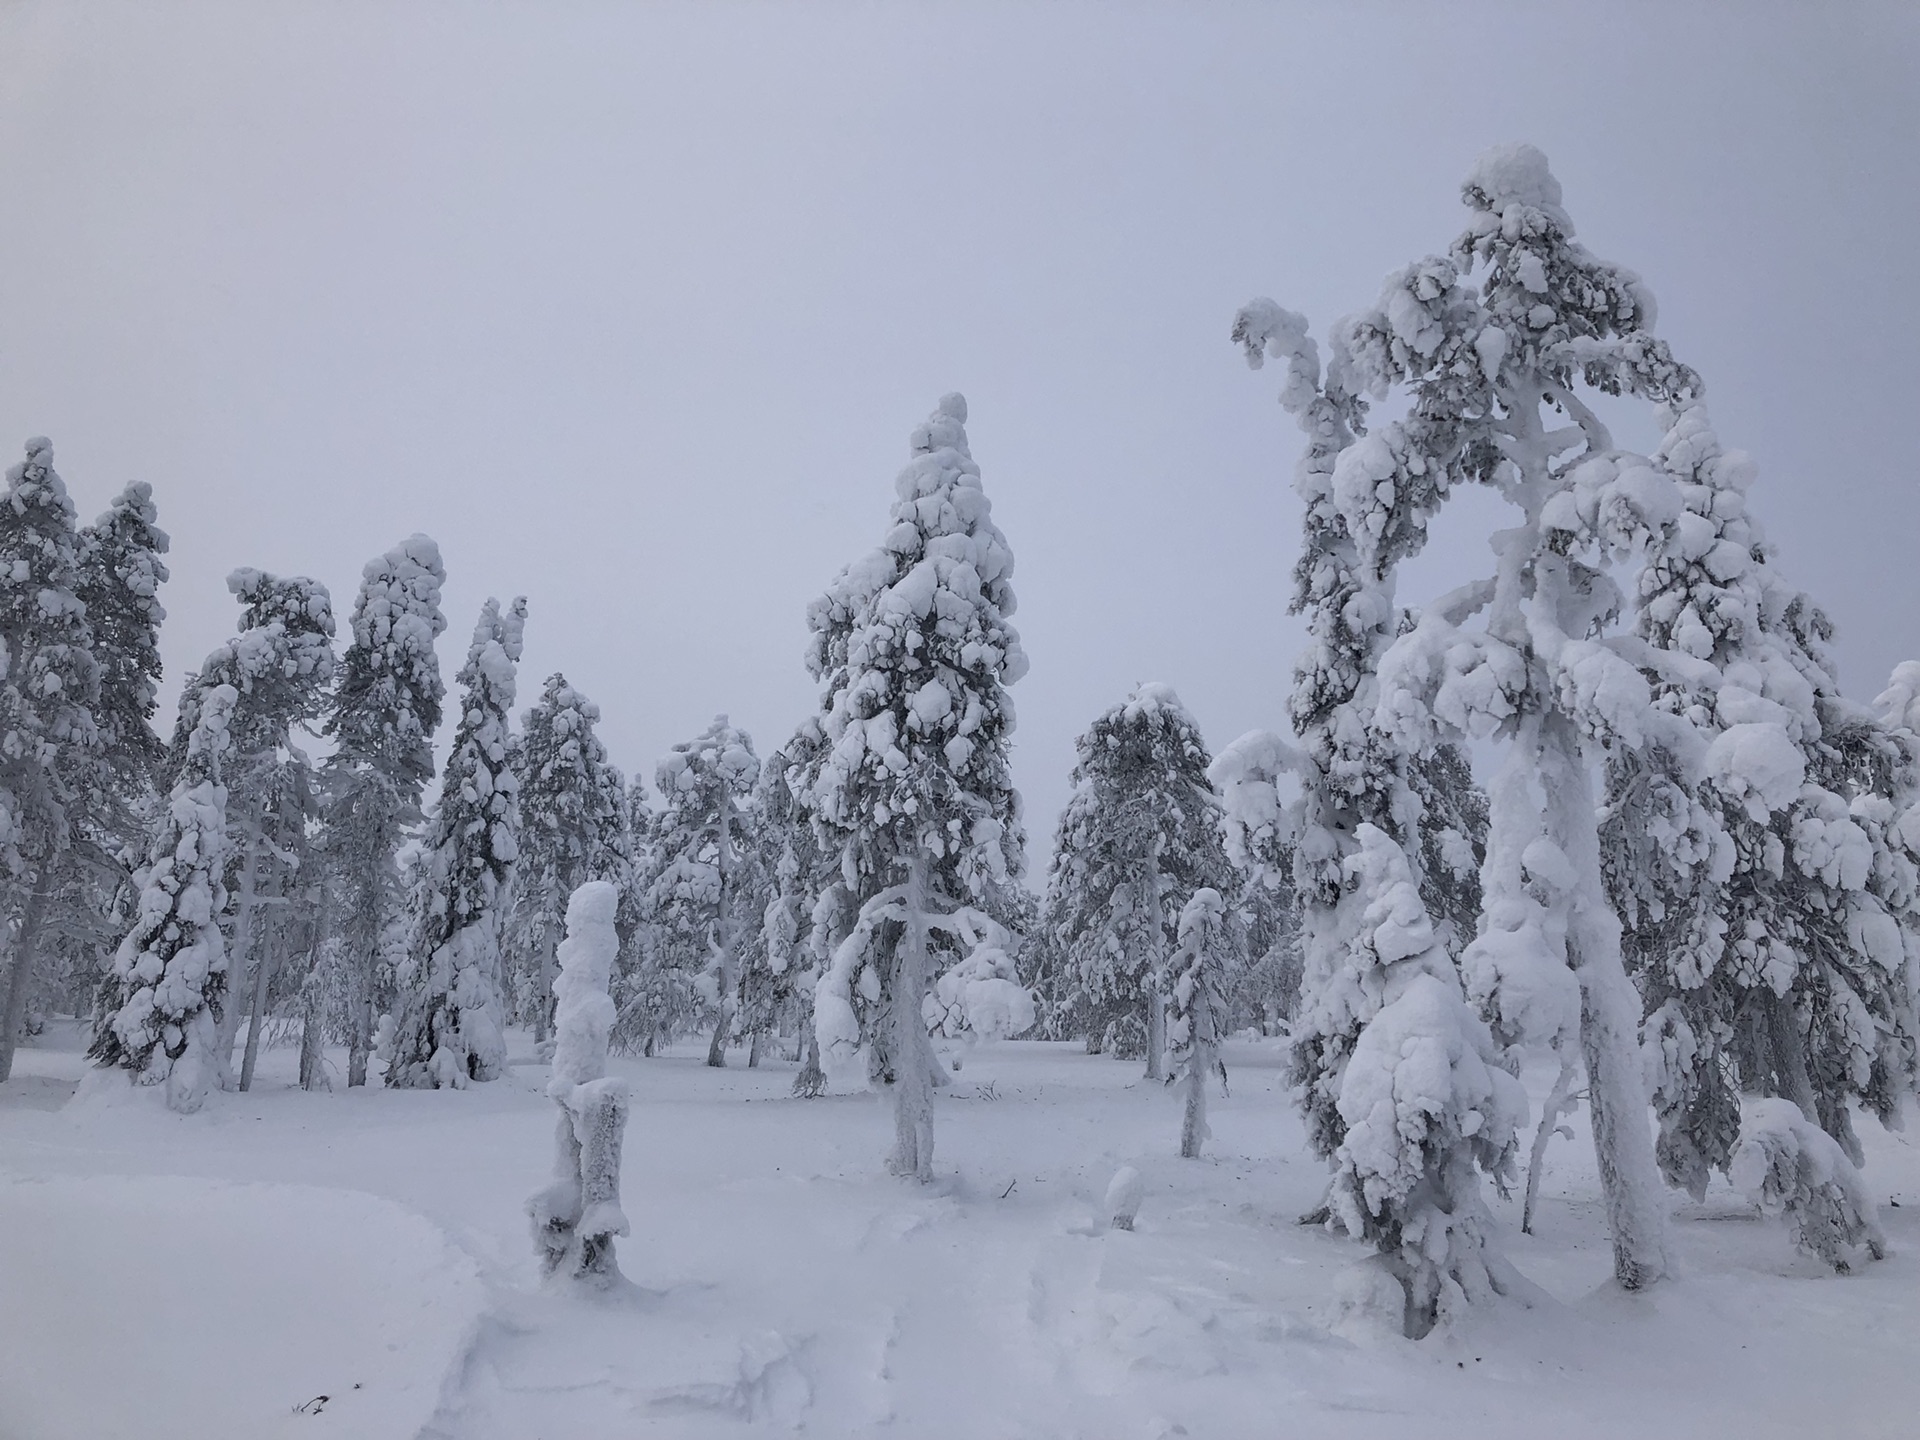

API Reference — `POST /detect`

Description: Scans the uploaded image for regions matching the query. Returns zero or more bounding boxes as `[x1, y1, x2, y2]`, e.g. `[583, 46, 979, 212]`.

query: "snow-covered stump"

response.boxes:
[529, 881, 631, 1287]
[1733, 1099, 1887, 1274]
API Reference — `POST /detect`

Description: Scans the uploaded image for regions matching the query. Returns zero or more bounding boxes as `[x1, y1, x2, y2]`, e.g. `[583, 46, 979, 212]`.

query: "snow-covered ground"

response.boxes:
[4, 1022, 1918, 1439]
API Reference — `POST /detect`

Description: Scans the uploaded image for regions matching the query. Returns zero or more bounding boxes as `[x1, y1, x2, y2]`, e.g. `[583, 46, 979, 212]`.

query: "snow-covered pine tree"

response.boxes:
[318, 536, 447, 1087]
[514, 674, 629, 1045]
[386, 597, 526, 1088]
[1328, 825, 1525, 1337]
[90, 684, 238, 1113]
[1167, 887, 1231, 1159]
[176, 569, 335, 1091]
[77, 481, 170, 797]
[1040, 683, 1237, 1076]
[1606, 405, 1920, 1198]
[808, 393, 1027, 1180]
[529, 879, 630, 1286]
[0, 439, 103, 1084]
[644, 716, 761, 1068]
[1239, 145, 1690, 1288]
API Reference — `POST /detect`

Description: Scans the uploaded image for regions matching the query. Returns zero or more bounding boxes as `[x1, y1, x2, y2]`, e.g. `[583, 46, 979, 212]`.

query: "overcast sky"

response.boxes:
[1, 2, 1915, 871]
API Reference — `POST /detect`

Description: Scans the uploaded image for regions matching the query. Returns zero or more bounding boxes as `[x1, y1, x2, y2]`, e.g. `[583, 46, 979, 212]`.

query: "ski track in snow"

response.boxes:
[5, 1026, 1920, 1438]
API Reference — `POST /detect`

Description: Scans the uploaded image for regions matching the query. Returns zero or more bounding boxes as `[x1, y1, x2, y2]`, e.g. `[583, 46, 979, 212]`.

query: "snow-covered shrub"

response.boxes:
[530, 880, 631, 1286]
[1732, 1098, 1886, 1274]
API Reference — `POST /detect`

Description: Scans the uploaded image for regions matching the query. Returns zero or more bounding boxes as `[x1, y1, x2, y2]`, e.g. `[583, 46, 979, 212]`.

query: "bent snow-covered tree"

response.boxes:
[1040, 683, 1238, 1076]
[809, 393, 1028, 1180]
[387, 597, 526, 1088]
[319, 536, 447, 1088]
[1231, 144, 1688, 1288]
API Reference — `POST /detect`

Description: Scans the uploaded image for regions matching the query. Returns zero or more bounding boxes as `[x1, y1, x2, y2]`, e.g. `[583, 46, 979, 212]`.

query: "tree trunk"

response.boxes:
[1145, 990, 1166, 1082]
[0, 879, 52, 1084]
[535, 893, 559, 1045]
[706, 797, 735, 1068]
[1765, 991, 1821, 1124]
[1523, 1050, 1580, 1234]
[888, 845, 936, 1180]
[1540, 711, 1669, 1289]
[239, 891, 281, 1092]
[348, 976, 373, 1088]
[215, 838, 260, 1090]
[299, 982, 329, 1091]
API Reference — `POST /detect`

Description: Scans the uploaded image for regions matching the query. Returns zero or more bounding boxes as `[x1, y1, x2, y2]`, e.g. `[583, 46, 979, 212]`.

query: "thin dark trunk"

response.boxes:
[0, 880, 52, 1084]
[239, 897, 280, 1092]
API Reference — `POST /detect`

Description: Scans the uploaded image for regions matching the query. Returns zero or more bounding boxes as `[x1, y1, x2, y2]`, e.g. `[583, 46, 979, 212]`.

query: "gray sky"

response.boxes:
[2, 2, 1915, 871]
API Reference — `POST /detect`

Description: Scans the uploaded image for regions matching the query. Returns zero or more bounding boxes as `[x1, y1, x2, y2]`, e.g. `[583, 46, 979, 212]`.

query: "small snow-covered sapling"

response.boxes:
[528, 881, 631, 1286]
[1106, 1166, 1145, 1231]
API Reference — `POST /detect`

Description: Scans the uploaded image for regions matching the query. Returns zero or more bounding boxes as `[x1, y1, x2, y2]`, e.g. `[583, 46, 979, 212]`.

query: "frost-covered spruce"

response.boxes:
[1246, 145, 1689, 1288]
[1329, 827, 1525, 1337]
[529, 880, 631, 1285]
[515, 674, 629, 1044]
[643, 715, 761, 1068]
[0, 439, 104, 1083]
[387, 597, 526, 1088]
[76, 481, 170, 794]
[1040, 684, 1238, 1076]
[318, 536, 447, 1087]
[1167, 888, 1230, 1159]
[90, 685, 238, 1113]
[808, 394, 1028, 1180]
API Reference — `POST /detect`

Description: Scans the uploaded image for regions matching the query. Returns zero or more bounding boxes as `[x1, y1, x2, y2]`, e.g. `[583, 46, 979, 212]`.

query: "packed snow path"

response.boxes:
[3, 1025, 1919, 1438]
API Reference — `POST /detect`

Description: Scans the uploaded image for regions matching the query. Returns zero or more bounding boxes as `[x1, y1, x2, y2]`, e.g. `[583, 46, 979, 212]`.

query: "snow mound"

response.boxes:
[0, 1174, 484, 1440]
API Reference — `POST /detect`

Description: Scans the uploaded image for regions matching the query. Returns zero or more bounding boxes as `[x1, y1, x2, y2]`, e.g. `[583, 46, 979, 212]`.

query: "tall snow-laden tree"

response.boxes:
[77, 481, 171, 797]
[808, 393, 1028, 1180]
[757, 718, 833, 1092]
[175, 569, 335, 1092]
[0, 438, 104, 1084]
[317, 536, 447, 1087]
[1040, 683, 1237, 1076]
[386, 597, 526, 1088]
[644, 715, 761, 1068]
[90, 685, 237, 1113]
[1328, 826, 1525, 1338]
[1229, 145, 1691, 1289]
[514, 674, 629, 1044]
[1167, 887, 1230, 1159]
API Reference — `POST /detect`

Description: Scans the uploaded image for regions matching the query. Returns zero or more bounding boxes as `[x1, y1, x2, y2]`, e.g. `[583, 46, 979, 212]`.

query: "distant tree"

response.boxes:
[317, 535, 447, 1087]
[513, 674, 629, 1044]
[1039, 684, 1237, 1076]
[643, 715, 761, 1068]
[385, 597, 526, 1088]
[808, 394, 1027, 1180]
